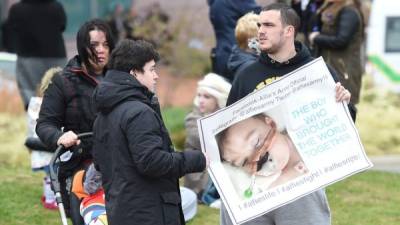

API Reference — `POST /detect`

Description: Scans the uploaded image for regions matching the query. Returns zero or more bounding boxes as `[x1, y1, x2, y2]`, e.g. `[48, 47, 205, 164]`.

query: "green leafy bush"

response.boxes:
[162, 107, 190, 150]
[135, 13, 211, 77]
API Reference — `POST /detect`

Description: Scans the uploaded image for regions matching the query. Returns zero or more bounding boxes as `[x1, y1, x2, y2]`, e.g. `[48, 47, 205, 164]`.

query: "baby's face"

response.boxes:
[221, 116, 290, 176]
[257, 133, 291, 176]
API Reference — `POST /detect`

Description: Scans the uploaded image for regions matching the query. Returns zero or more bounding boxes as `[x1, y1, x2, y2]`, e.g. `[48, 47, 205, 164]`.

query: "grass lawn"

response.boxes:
[327, 171, 400, 225]
[0, 164, 399, 225]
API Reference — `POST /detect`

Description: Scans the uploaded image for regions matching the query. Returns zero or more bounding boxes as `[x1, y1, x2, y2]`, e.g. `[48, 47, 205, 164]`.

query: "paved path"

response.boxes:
[369, 155, 400, 173]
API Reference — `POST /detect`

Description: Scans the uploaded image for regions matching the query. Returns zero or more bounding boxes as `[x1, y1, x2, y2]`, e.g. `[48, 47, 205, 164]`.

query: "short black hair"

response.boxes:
[108, 39, 160, 73]
[76, 19, 115, 75]
[262, 3, 300, 35]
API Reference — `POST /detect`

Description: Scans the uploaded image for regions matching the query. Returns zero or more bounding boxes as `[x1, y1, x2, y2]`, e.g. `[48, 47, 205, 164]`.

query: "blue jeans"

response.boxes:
[201, 178, 220, 205]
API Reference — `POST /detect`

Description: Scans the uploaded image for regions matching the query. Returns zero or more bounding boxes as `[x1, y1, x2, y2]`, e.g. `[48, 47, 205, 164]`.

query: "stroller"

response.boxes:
[26, 132, 95, 225]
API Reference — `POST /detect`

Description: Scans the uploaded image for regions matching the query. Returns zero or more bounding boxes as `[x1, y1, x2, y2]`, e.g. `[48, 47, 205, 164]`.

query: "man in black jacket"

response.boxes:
[92, 39, 207, 225]
[221, 3, 351, 225]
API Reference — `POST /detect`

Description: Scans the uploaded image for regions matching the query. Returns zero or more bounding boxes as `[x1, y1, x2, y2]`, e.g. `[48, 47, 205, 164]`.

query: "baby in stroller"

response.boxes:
[79, 163, 107, 225]
[59, 153, 107, 225]
[49, 135, 107, 225]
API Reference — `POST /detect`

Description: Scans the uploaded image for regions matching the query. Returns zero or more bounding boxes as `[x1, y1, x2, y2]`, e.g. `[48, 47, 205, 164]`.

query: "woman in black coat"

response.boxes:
[36, 19, 115, 225]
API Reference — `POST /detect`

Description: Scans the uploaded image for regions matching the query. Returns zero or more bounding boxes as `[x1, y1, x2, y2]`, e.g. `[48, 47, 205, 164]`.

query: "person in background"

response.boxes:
[184, 73, 231, 207]
[222, 3, 352, 225]
[309, 0, 364, 104]
[123, 1, 140, 40]
[92, 39, 207, 225]
[208, 0, 260, 82]
[26, 67, 62, 210]
[3, 0, 67, 110]
[107, 2, 128, 43]
[36, 19, 114, 224]
[291, 0, 325, 50]
[227, 12, 261, 81]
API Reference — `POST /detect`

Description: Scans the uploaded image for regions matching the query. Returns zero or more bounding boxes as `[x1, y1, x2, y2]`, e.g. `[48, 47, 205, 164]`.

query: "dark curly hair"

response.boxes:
[108, 39, 160, 73]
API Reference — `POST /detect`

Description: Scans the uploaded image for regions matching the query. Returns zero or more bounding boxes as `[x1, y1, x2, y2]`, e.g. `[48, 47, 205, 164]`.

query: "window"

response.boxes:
[385, 17, 400, 52]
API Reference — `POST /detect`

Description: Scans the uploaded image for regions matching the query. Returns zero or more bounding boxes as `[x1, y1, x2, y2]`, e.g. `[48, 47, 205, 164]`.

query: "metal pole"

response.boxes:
[56, 192, 69, 225]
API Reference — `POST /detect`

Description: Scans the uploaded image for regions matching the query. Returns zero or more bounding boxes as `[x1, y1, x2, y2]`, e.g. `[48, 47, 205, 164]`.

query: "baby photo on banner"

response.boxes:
[197, 57, 373, 225]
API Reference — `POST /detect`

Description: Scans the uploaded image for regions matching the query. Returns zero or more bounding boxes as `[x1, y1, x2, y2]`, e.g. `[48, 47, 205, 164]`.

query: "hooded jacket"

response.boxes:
[227, 42, 356, 120]
[92, 70, 206, 225]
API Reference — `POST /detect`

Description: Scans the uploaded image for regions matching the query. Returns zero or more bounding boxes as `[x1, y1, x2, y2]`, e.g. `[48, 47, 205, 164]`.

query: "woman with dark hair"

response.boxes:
[36, 18, 115, 159]
[36, 19, 114, 225]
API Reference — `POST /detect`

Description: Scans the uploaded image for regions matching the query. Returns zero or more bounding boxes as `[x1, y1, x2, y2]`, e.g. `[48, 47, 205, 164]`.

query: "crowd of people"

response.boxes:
[1, 0, 368, 224]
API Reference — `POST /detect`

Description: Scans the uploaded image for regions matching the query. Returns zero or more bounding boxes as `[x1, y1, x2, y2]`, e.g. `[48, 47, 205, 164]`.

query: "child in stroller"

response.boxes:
[53, 138, 197, 225]
[27, 131, 107, 225]
[79, 163, 107, 225]
[49, 133, 107, 225]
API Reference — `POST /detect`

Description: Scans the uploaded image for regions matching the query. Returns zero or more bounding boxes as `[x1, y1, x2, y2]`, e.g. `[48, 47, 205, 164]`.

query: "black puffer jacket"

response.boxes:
[4, 0, 66, 57]
[92, 70, 206, 225]
[36, 56, 100, 152]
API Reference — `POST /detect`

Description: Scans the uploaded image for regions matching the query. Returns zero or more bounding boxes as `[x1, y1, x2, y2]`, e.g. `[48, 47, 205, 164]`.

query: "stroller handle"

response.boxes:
[49, 132, 93, 225]
[49, 132, 93, 196]
[24, 137, 53, 152]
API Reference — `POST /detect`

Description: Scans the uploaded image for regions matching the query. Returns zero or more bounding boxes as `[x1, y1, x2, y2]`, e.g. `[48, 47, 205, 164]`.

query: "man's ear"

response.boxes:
[129, 70, 136, 77]
[286, 25, 295, 37]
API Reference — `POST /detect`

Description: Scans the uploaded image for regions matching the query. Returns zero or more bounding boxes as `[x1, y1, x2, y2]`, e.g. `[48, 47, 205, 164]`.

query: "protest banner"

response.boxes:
[197, 57, 372, 225]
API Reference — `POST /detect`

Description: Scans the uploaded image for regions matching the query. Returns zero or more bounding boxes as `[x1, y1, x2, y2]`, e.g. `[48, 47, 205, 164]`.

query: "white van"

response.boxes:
[366, 0, 400, 92]
[0, 52, 17, 79]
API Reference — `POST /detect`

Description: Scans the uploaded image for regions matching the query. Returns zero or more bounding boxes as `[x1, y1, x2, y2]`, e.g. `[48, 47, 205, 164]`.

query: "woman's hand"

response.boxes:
[57, 131, 81, 148]
[308, 31, 320, 45]
[335, 82, 351, 103]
